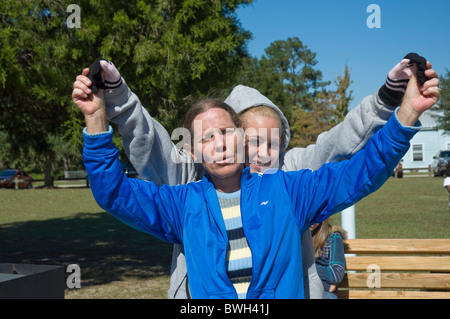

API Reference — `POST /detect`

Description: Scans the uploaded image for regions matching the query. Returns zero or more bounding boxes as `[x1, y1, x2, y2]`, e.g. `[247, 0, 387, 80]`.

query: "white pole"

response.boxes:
[341, 205, 356, 259]
[341, 205, 356, 239]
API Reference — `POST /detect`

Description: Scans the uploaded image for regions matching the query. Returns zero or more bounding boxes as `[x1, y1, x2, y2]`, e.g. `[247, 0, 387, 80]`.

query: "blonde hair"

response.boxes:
[239, 105, 285, 145]
[312, 219, 348, 258]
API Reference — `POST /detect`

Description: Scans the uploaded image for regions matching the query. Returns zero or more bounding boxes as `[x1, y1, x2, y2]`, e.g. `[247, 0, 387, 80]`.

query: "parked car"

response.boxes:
[432, 150, 450, 176]
[0, 169, 33, 189]
[121, 162, 139, 178]
[393, 161, 403, 178]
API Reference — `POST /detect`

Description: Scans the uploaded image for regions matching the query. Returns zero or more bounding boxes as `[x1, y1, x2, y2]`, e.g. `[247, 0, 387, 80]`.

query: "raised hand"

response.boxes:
[72, 68, 108, 133]
[397, 62, 440, 126]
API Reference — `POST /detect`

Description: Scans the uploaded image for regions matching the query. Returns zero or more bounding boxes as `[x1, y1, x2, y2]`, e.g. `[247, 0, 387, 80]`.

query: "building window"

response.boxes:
[446, 142, 450, 150]
[412, 144, 423, 161]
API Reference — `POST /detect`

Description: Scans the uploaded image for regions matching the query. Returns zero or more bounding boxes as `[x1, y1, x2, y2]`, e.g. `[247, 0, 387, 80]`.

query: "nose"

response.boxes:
[258, 142, 269, 156]
[213, 132, 227, 152]
[258, 142, 271, 164]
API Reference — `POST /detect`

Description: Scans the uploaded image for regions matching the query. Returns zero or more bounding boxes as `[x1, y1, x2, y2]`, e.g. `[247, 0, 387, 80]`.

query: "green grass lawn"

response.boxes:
[0, 176, 449, 299]
[330, 176, 450, 238]
[0, 187, 172, 299]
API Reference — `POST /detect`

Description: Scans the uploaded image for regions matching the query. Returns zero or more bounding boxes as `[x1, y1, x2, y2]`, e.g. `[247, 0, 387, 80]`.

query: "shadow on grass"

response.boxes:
[0, 212, 173, 287]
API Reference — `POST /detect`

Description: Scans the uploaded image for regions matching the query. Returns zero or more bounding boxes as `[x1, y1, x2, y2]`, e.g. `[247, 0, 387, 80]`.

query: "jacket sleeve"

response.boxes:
[103, 79, 201, 186]
[82, 127, 185, 244]
[315, 232, 346, 286]
[283, 109, 420, 230]
[282, 90, 396, 171]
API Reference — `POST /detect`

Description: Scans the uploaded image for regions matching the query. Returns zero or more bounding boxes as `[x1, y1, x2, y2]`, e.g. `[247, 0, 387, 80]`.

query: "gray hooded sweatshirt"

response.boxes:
[104, 81, 395, 299]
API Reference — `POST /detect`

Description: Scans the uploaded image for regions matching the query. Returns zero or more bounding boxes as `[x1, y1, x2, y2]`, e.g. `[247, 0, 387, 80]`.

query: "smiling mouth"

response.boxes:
[253, 160, 271, 167]
[250, 163, 272, 173]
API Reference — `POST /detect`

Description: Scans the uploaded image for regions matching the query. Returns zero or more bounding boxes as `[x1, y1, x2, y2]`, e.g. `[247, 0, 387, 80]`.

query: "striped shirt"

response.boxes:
[316, 231, 346, 291]
[216, 190, 252, 299]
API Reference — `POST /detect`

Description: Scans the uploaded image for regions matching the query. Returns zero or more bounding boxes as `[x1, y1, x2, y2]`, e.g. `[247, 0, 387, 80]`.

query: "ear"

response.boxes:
[187, 142, 198, 162]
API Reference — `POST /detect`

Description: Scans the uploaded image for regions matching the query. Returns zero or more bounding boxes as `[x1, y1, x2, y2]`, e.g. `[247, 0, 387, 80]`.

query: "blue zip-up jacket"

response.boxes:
[83, 111, 419, 299]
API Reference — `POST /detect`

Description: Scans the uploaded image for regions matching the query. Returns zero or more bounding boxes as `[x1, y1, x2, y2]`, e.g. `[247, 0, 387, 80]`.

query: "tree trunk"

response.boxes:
[44, 155, 53, 187]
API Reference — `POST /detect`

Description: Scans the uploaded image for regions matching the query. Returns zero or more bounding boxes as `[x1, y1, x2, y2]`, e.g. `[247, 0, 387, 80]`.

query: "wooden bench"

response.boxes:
[337, 239, 450, 299]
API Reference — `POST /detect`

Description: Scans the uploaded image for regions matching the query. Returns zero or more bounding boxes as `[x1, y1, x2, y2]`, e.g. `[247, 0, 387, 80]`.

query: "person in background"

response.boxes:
[311, 219, 348, 299]
[443, 163, 450, 211]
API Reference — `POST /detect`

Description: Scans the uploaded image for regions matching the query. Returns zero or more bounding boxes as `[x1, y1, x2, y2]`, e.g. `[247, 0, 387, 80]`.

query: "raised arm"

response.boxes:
[73, 72, 185, 242]
[284, 70, 440, 229]
[282, 55, 435, 171]
[73, 60, 201, 186]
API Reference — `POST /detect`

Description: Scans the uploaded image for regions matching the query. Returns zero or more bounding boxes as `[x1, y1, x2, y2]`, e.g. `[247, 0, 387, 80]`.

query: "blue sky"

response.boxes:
[236, 0, 450, 109]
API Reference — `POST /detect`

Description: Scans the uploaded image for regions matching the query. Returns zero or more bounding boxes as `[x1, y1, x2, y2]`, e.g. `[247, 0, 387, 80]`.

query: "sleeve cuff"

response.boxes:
[104, 77, 129, 106]
[82, 125, 115, 155]
[82, 125, 113, 137]
[381, 107, 421, 147]
[393, 107, 422, 131]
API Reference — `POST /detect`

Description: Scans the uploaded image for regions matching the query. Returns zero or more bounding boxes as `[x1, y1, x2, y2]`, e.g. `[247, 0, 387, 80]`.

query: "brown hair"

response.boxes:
[311, 219, 348, 258]
[239, 105, 285, 146]
[184, 98, 241, 137]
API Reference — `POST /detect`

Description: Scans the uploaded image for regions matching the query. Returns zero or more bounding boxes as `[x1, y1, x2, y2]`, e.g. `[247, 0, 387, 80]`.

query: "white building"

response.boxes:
[401, 108, 450, 171]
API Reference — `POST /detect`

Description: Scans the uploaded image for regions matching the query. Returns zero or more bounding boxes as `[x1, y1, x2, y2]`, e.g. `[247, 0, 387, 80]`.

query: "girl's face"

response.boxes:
[243, 115, 281, 173]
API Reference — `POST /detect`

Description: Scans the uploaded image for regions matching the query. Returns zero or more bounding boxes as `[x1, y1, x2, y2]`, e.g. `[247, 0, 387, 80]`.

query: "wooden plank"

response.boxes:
[345, 256, 450, 272]
[344, 239, 450, 255]
[337, 290, 450, 299]
[340, 273, 450, 289]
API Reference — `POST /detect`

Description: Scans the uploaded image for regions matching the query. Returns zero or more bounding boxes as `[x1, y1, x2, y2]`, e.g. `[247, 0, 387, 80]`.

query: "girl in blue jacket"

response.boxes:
[73, 71, 439, 298]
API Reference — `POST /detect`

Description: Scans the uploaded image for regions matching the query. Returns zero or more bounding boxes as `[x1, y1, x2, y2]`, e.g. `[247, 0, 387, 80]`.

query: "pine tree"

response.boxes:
[436, 70, 450, 131]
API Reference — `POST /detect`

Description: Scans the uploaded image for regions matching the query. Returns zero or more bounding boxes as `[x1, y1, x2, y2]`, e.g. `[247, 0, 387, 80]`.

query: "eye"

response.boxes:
[247, 138, 259, 146]
[202, 135, 213, 143]
[269, 141, 280, 149]
[223, 128, 235, 136]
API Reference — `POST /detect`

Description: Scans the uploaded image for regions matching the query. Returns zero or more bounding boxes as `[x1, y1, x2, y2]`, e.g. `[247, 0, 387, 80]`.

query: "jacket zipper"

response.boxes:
[206, 186, 239, 298]
[239, 180, 256, 298]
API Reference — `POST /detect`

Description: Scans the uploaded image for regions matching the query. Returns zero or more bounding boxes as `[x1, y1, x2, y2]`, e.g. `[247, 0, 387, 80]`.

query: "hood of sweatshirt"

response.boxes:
[224, 85, 291, 152]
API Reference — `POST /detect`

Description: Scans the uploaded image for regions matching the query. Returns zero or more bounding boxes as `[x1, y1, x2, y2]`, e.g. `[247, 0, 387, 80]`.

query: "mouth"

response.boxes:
[251, 161, 273, 172]
[209, 151, 236, 165]
[214, 156, 236, 165]
[254, 160, 272, 167]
